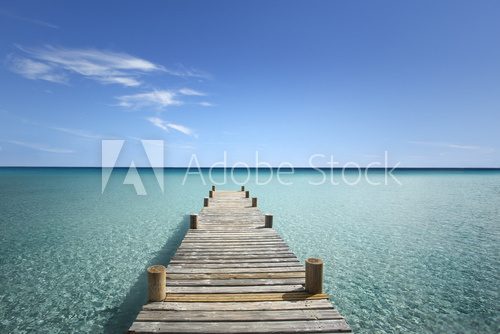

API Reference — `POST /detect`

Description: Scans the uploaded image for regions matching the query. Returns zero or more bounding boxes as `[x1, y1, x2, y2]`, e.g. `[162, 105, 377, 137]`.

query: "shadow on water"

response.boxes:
[103, 215, 189, 334]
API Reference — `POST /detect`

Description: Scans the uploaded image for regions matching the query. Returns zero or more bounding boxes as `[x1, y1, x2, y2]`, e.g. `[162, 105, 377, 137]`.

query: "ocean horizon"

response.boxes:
[0, 167, 498, 333]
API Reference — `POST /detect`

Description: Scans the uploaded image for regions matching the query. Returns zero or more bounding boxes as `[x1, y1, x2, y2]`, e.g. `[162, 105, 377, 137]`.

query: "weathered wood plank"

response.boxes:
[171, 254, 298, 260]
[166, 284, 305, 294]
[184, 236, 279, 239]
[166, 266, 305, 274]
[129, 319, 351, 333]
[177, 244, 290, 250]
[172, 253, 296, 259]
[169, 258, 300, 264]
[182, 238, 282, 242]
[179, 241, 288, 249]
[143, 300, 335, 311]
[164, 292, 330, 302]
[185, 231, 278, 235]
[175, 250, 292, 255]
[179, 244, 289, 249]
[167, 262, 301, 268]
[167, 272, 305, 280]
[179, 240, 287, 245]
[175, 247, 293, 256]
[136, 309, 342, 322]
[166, 278, 304, 286]
[172, 255, 296, 261]
[186, 233, 277, 235]
[198, 227, 265, 230]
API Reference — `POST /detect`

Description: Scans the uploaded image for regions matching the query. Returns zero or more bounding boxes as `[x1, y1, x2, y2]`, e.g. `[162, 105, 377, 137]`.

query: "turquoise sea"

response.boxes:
[0, 168, 498, 333]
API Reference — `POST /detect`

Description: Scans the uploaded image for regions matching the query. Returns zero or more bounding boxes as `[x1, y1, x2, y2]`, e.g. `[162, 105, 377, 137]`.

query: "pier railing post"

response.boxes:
[305, 258, 323, 294]
[245, 190, 250, 198]
[147, 265, 166, 302]
[265, 214, 273, 228]
[252, 197, 258, 207]
[209, 190, 214, 198]
[204, 197, 209, 207]
[241, 185, 245, 191]
[190, 214, 198, 229]
[212, 185, 216, 191]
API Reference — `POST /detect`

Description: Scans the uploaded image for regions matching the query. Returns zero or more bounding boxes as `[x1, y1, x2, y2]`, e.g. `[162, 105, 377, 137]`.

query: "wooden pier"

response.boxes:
[128, 187, 352, 333]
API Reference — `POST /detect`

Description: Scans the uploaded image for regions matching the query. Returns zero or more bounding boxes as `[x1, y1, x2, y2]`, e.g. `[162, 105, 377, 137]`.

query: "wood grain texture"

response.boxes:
[129, 319, 351, 333]
[136, 309, 342, 321]
[143, 299, 335, 311]
[164, 292, 330, 302]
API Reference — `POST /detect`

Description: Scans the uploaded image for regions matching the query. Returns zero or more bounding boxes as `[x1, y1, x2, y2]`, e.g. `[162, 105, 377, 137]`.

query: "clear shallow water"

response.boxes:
[0, 168, 499, 333]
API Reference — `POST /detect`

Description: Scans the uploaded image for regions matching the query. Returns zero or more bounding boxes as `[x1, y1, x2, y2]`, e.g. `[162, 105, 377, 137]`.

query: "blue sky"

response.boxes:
[0, 0, 499, 167]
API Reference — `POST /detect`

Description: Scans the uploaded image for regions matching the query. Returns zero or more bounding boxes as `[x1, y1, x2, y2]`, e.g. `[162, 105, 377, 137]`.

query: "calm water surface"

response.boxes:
[0, 168, 498, 333]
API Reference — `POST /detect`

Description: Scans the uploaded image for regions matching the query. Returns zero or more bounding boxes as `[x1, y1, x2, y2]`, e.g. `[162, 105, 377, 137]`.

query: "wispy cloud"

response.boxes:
[409, 141, 494, 152]
[8, 140, 74, 153]
[9, 45, 165, 87]
[9, 57, 67, 84]
[9, 45, 212, 87]
[164, 65, 211, 80]
[117, 90, 182, 109]
[166, 123, 194, 136]
[178, 88, 206, 96]
[117, 88, 213, 109]
[147, 117, 194, 136]
[198, 101, 214, 107]
[0, 9, 59, 29]
[50, 127, 103, 139]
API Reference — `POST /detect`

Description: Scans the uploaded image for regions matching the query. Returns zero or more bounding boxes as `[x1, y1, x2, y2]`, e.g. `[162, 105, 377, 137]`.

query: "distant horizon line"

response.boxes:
[0, 166, 499, 170]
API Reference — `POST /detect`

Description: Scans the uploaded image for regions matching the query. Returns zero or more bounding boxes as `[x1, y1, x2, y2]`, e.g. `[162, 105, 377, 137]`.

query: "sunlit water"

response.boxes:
[0, 168, 498, 333]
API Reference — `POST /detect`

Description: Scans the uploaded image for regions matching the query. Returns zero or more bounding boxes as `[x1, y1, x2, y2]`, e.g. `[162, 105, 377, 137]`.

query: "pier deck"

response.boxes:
[128, 189, 352, 333]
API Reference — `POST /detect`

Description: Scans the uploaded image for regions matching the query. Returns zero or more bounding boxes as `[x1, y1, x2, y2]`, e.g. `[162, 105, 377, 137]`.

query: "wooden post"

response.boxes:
[190, 214, 198, 229]
[241, 185, 245, 191]
[209, 190, 214, 198]
[252, 197, 258, 207]
[212, 185, 216, 191]
[265, 214, 273, 228]
[204, 197, 209, 207]
[245, 190, 250, 198]
[147, 265, 166, 302]
[305, 258, 323, 294]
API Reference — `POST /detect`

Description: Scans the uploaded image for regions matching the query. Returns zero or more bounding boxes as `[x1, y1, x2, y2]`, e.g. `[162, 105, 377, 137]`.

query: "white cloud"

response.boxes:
[178, 88, 206, 96]
[146, 117, 194, 136]
[9, 45, 165, 87]
[117, 90, 182, 109]
[0, 10, 59, 29]
[51, 127, 103, 139]
[166, 123, 194, 136]
[164, 65, 211, 79]
[9, 45, 212, 87]
[98, 76, 141, 87]
[9, 57, 67, 83]
[445, 144, 482, 150]
[409, 141, 494, 153]
[147, 117, 168, 131]
[8, 140, 74, 153]
[198, 101, 214, 107]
